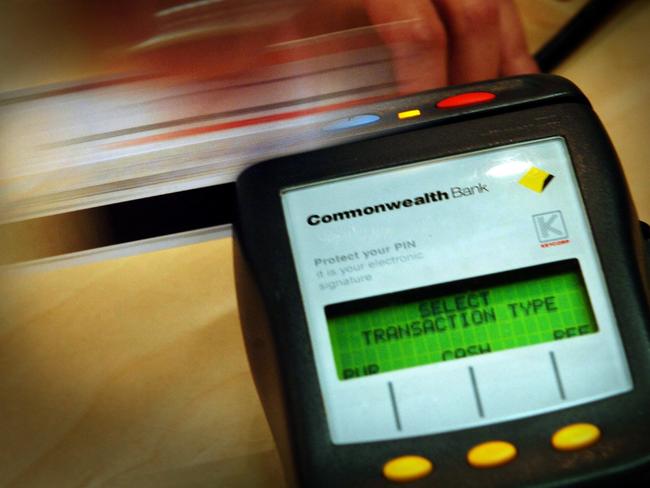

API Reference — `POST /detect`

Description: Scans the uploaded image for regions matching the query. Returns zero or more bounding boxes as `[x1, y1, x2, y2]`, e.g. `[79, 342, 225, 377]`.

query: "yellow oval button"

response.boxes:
[382, 455, 433, 483]
[467, 441, 517, 468]
[552, 423, 601, 451]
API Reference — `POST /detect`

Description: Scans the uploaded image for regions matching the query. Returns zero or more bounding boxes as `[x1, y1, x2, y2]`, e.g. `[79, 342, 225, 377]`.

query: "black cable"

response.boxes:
[535, 0, 632, 73]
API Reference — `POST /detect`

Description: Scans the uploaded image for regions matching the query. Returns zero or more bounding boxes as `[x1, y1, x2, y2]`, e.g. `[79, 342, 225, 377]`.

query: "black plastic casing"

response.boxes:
[232, 75, 650, 488]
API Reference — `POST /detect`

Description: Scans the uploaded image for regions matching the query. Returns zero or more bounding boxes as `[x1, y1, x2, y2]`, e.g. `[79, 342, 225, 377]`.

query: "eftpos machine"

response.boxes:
[233, 75, 650, 487]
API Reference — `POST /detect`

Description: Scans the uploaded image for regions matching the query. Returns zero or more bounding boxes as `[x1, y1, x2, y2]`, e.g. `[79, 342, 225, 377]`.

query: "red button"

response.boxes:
[436, 91, 496, 109]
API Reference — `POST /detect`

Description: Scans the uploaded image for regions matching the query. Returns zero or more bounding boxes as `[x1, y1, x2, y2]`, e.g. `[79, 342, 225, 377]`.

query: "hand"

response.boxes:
[363, 0, 539, 93]
[81, 0, 538, 92]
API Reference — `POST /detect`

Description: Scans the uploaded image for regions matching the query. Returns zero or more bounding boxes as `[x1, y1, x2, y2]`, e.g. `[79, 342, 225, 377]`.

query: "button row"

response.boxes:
[322, 91, 496, 132]
[382, 422, 601, 483]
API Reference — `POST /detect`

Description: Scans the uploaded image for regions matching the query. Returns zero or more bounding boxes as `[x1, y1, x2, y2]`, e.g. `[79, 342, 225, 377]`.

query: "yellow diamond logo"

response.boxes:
[519, 167, 554, 193]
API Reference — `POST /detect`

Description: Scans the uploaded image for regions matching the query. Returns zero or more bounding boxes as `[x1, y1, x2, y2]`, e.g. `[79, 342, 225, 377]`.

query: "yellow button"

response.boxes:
[397, 109, 422, 120]
[552, 423, 601, 451]
[467, 441, 517, 468]
[382, 455, 433, 483]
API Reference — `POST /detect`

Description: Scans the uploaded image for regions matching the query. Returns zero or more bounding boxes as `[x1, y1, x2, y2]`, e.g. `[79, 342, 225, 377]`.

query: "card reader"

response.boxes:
[233, 74, 650, 487]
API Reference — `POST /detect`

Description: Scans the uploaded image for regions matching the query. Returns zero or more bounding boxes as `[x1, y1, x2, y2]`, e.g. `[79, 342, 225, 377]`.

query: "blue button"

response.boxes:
[323, 114, 380, 131]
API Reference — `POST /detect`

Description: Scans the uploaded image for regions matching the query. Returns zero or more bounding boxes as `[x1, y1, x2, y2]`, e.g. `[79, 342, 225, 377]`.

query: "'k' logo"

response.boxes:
[533, 211, 568, 243]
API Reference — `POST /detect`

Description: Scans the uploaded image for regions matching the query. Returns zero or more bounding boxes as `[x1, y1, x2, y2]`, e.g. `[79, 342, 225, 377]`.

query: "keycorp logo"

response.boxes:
[533, 211, 568, 243]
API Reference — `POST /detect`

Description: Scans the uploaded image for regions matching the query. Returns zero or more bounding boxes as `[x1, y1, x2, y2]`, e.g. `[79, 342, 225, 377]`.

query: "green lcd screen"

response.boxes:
[325, 259, 598, 380]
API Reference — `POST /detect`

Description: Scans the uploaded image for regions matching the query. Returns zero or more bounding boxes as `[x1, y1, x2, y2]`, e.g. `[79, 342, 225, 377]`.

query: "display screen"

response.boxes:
[326, 260, 598, 380]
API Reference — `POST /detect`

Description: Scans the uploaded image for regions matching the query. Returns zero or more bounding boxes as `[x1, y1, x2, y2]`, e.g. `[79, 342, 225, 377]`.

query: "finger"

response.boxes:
[498, 0, 539, 75]
[434, 0, 501, 85]
[363, 0, 448, 92]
